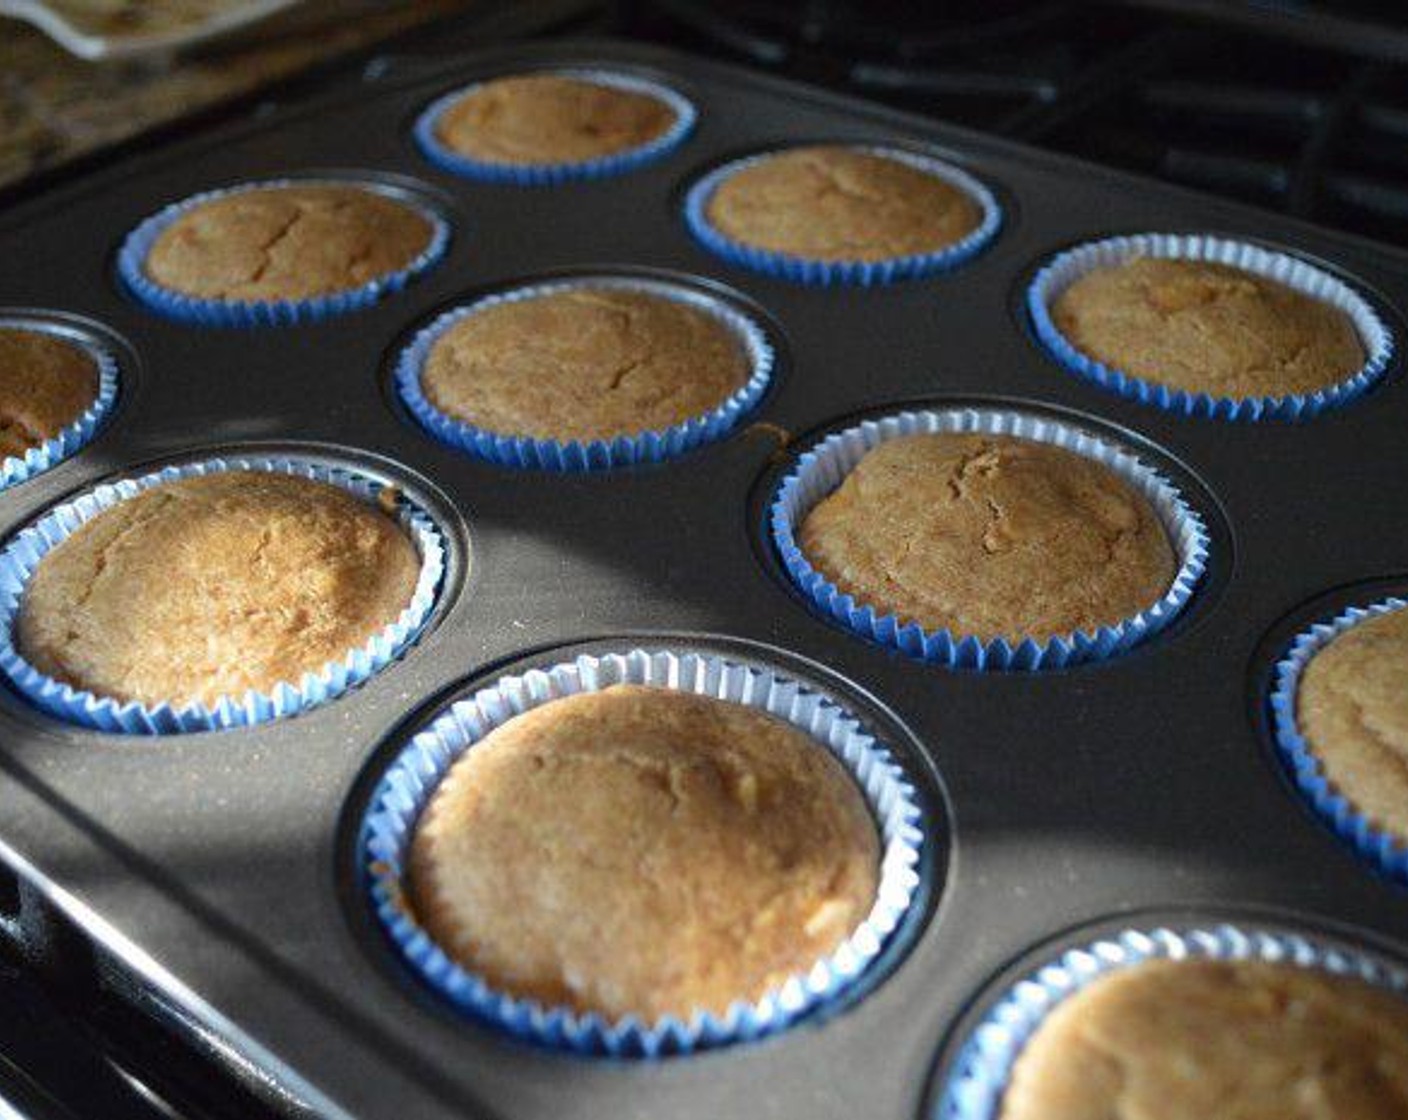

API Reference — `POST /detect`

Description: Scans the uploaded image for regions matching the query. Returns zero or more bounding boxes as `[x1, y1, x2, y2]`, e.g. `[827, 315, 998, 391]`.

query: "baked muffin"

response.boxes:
[1001, 958, 1408, 1120]
[431, 74, 678, 167]
[798, 433, 1175, 643]
[0, 328, 99, 459]
[17, 471, 420, 708]
[142, 184, 434, 303]
[704, 145, 982, 263]
[1297, 605, 1408, 847]
[407, 684, 880, 1021]
[419, 286, 751, 442]
[1051, 257, 1365, 400]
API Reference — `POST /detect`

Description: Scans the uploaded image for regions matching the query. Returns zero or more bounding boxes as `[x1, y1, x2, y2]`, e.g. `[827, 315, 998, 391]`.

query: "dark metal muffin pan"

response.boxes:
[0, 36, 1407, 1120]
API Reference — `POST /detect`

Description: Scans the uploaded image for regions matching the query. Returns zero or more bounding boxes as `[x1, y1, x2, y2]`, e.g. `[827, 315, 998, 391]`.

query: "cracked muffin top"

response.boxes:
[1000, 958, 1408, 1120]
[142, 184, 434, 303]
[418, 286, 751, 443]
[1051, 257, 1366, 400]
[431, 73, 678, 167]
[17, 471, 420, 709]
[1296, 605, 1408, 848]
[704, 145, 982, 263]
[407, 684, 879, 1020]
[0, 328, 99, 460]
[798, 433, 1176, 644]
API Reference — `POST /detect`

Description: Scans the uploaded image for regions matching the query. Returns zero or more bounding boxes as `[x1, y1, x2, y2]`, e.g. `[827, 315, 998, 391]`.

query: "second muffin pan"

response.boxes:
[0, 35, 1406, 1120]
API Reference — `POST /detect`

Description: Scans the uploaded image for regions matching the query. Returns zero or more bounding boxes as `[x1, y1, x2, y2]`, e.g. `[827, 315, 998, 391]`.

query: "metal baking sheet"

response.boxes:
[0, 35, 1405, 1120]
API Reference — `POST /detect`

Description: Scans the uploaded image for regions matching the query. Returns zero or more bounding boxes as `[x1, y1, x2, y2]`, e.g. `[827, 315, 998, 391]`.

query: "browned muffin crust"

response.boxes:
[420, 286, 751, 442]
[18, 472, 420, 708]
[0, 328, 98, 459]
[143, 184, 433, 303]
[407, 685, 880, 1021]
[1052, 257, 1365, 400]
[705, 145, 982, 262]
[1298, 606, 1408, 847]
[433, 74, 676, 166]
[1001, 959, 1408, 1120]
[798, 433, 1176, 643]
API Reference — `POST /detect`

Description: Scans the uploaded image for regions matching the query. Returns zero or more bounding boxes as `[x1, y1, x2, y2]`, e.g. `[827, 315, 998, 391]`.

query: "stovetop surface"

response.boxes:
[601, 0, 1408, 251]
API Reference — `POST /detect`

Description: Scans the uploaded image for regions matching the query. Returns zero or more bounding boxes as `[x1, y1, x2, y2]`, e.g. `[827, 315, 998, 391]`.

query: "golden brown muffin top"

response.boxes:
[1051, 257, 1365, 400]
[704, 145, 982, 263]
[432, 74, 677, 166]
[18, 472, 420, 709]
[143, 184, 434, 303]
[408, 684, 880, 1021]
[1298, 606, 1408, 846]
[799, 433, 1176, 644]
[420, 287, 751, 442]
[0, 328, 99, 460]
[1001, 958, 1408, 1120]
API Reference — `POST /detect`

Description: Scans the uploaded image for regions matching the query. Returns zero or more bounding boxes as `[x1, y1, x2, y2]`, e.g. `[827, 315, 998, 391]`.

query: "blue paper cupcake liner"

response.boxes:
[395, 275, 775, 471]
[414, 68, 697, 185]
[0, 456, 446, 734]
[684, 145, 1002, 286]
[1027, 233, 1394, 421]
[937, 920, 1408, 1120]
[361, 647, 925, 1056]
[771, 407, 1210, 671]
[0, 322, 118, 493]
[117, 178, 450, 328]
[1271, 596, 1408, 884]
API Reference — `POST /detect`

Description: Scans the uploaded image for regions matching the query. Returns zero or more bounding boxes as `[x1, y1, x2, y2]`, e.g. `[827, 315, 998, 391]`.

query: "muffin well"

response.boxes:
[1001, 958, 1408, 1120]
[18, 471, 421, 708]
[0, 328, 99, 459]
[1051, 257, 1365, 401]
[798, 432, 1176, 644]
[418, 285, 752, 443]
[704, 145, 982, 263]
[432, 74, 678, 167]
[407, 684, 880, 1021]
[1297, 604, 1408, 848]
[143, 184, 434, 304]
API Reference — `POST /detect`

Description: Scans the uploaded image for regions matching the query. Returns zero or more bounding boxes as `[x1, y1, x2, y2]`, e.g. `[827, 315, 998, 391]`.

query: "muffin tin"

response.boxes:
[0, 35, 1406, 1120]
